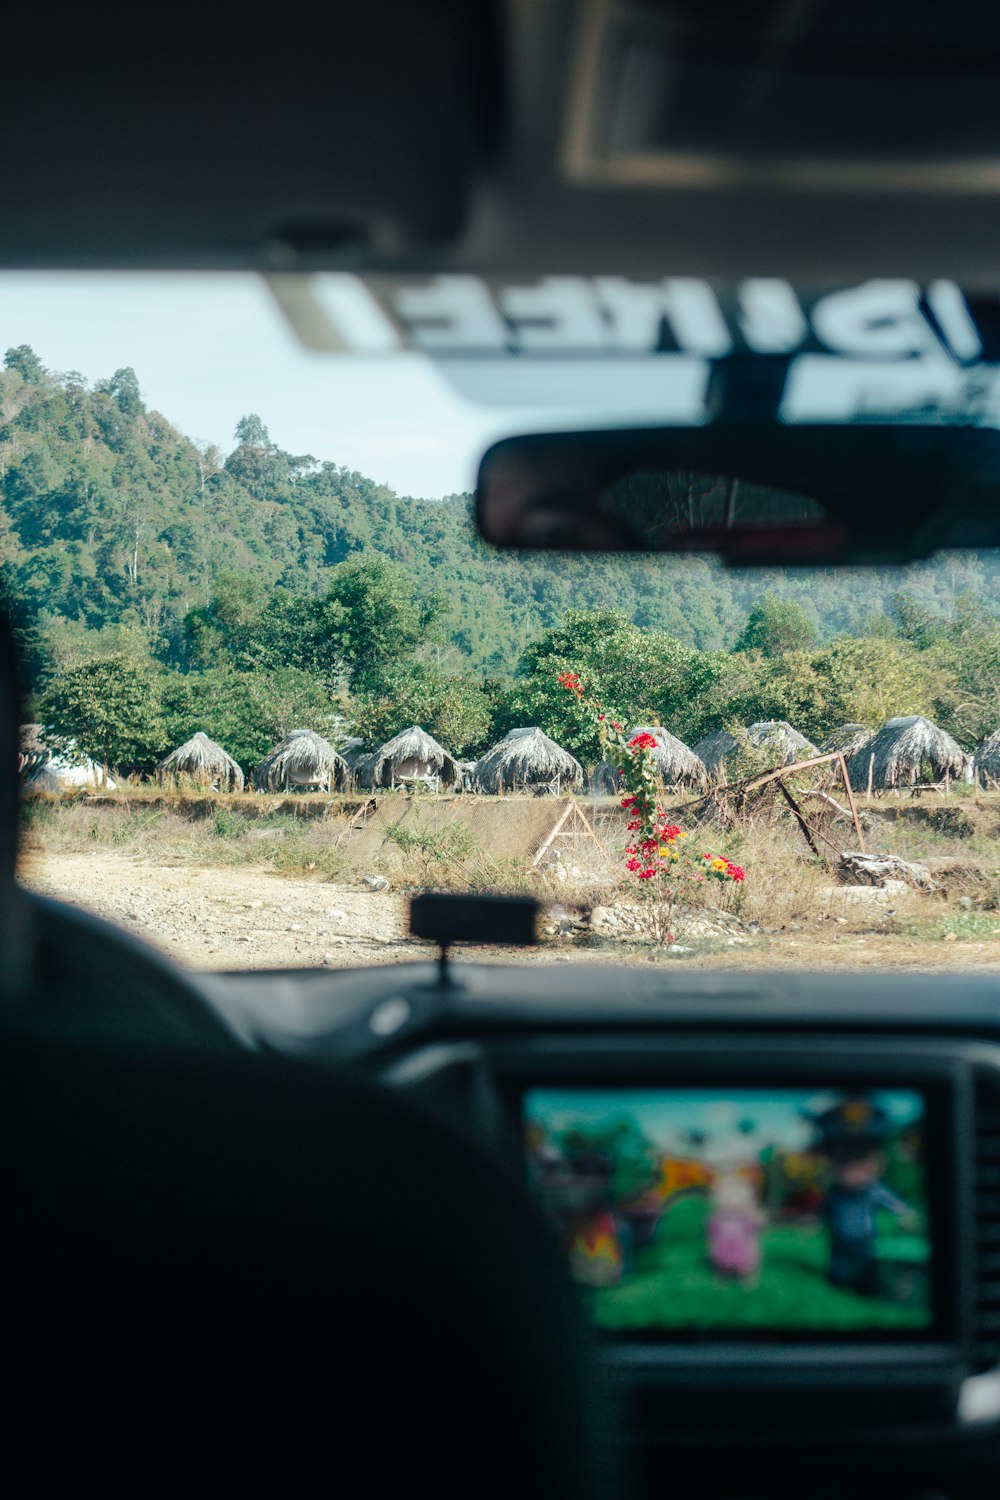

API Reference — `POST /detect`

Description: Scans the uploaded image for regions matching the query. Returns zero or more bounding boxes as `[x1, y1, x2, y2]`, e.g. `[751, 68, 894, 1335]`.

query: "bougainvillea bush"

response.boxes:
[558, 671, 744, 946]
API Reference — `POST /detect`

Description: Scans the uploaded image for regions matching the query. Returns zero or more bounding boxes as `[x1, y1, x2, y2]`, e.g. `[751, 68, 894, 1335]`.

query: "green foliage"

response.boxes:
[5, 362, 999, 684]
[37, 653, 167, 771]
[352, 658, 492, 756]
[95, 366, 144, 417]
[4, 345, 46, 384]
[382, 818, 479, 885]
[160, 664, 338, 772]
[233, 413, 270, 448]
[736, 593, 818, 656]
[211, 806, 248, 840]
[498, 610, 710, 758]
[318, 555, 440, 691]
[4, 358, 1000, 771]
[0, 559, 49, 689]
[907, 593, 1000, 744]
[184, 556, 435, 695]
[808, 637, 950, 735]
[902, 910, 1000, 942]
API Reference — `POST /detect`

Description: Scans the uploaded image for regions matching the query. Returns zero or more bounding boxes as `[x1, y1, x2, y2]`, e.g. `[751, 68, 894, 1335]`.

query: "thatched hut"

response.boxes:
[820, 724, 874, 760]
[974, 729, 1000, 789]
[691, 728, 741, 776]
[693, 720, 817, 778]
[360, 725, 459, 789]
[253, 729, 350, 793]
[25, 751, 114, 791]
[473, 727, 583, 796]
[18, 724, 50, 776]
[338, 736, 367, 769]
[845, 715, 971, 791]
[592, 725, 707, 793]
[20, 724, 115, 790]
[157, 731, 244, 791]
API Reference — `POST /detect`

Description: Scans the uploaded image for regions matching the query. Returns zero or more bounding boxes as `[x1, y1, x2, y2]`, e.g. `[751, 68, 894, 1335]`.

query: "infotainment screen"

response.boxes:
[523, 1087, 934, 1336]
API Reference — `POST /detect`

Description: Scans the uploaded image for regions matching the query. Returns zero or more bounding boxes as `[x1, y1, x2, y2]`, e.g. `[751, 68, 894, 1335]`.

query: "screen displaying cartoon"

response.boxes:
[523, 1087, 933, 1335]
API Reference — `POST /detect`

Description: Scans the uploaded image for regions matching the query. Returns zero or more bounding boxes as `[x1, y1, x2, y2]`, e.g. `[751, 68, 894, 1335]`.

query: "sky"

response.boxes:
[0, 273, 516, 499]
[0, 272, 975, 502]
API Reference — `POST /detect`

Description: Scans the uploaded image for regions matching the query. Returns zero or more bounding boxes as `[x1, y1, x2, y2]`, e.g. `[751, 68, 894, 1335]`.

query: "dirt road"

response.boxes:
[18, 849, 1000, 973]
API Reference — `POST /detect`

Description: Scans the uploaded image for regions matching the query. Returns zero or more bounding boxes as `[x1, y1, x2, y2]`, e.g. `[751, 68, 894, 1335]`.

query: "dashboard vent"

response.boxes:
[972, 1069, 1000, 1370]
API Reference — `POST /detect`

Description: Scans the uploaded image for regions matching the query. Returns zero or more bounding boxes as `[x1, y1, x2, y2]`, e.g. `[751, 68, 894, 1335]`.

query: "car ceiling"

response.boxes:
[7, 0, 1000, 280]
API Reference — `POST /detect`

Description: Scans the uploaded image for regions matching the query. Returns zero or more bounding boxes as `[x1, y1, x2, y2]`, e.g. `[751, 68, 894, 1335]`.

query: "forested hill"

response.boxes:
[2, 350, 999, 679]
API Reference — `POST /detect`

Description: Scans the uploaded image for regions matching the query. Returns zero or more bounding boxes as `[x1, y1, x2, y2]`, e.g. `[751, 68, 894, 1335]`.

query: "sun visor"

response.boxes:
[268, 273, 1000, 424]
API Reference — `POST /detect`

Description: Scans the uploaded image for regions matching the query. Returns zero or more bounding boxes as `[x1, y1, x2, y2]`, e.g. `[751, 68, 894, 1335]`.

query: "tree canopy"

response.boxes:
[3, 358, 999, 769]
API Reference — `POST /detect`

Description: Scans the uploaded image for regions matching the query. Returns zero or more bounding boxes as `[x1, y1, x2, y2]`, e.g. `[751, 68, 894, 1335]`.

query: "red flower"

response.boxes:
[637, 868, 657, 880]
[557, 670, 583, 696]
[628, 731, 659, 752]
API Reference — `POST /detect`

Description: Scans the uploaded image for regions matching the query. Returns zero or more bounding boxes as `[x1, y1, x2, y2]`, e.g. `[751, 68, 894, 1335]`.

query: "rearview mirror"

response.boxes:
[475, 424, 1000, 565]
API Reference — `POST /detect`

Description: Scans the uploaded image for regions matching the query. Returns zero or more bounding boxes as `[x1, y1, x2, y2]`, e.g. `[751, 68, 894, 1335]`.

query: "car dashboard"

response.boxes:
[198, 959, 1000, 1499]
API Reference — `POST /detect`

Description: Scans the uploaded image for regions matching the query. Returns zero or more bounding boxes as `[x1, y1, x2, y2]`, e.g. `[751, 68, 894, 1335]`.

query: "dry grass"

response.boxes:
[19, 788, 1000, 955]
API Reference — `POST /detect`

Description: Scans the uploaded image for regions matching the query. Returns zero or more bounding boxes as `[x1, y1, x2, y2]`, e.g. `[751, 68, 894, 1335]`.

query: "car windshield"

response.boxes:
[6, 272, 1000, 976]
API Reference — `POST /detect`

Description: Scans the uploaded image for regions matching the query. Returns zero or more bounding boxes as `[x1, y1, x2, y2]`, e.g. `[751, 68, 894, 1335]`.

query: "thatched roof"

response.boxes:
[589, 761, 622, 795]
[18, 723, 50, 774]
[975, 729, 1000, 787]
[361, 725, 459, 788]
[473, 727, 583, 795]
[748, 720, 817, 761]
[691, 728, 741, 775]
[693, 720, 817, 776]
[252, 729, 350, 792]
[820, 724, 874, 759]
[845, 715, 971, 790]
[338, 736, 368, 769]
[593, 725, 707, 793]
[157, 731, 244, 790]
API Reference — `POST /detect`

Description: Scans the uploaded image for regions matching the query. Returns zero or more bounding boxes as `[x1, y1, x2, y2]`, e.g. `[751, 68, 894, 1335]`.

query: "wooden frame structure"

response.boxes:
[718, 751, 865, 859]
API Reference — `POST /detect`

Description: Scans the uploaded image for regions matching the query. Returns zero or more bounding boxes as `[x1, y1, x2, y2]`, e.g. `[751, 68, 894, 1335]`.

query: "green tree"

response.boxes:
[160, 664, 339, 771]
[736, 593, 819, 656]
[0, 561, 49, 690]
[37, 653, 167, 772]
[809, 636, 952, 729]
[233, 413, 270, 448]
[314, 555, 441, 691]
[97, 366, 144, 417]
[3, 345, 46, 383]
[352, 659, 492, 757]
[916, 595, 1000, 743]
[501, 609, 709, 759]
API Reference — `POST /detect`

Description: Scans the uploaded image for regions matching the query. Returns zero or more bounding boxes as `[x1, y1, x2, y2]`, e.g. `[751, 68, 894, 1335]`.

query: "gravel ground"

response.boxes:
[18, 850, 1000, 973]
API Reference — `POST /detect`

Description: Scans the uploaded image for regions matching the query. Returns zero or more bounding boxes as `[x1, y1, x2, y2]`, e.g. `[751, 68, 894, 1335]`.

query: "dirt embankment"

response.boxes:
[18, 849, 1000, 973]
